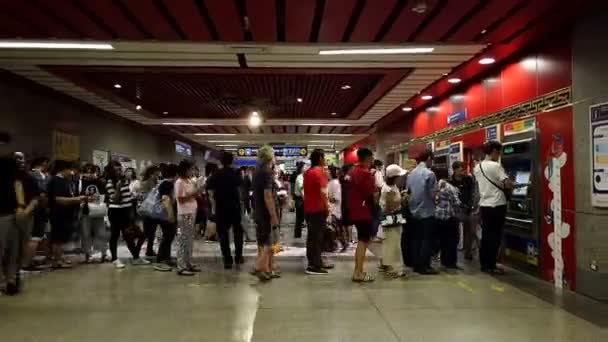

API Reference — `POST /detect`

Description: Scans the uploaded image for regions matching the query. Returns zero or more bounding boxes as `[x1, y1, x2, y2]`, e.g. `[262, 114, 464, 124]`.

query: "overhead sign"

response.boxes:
[504, 117, 536, 136]
[447, 110, 467, 125]
[486, 124, 501, 142]
[175, 141, 192, 156]
[590, 102, 608, 207]
[435, 139, 450, 151]
[237, 146, 307, 158]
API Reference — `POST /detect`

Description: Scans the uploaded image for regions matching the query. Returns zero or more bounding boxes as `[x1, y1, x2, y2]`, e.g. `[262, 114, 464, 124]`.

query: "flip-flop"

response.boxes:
[352, 273, 375, 283]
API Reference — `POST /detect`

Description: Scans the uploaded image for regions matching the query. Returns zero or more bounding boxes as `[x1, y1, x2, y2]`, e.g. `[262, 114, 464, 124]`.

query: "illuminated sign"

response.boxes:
[175, 141, 192, 156]
[504, 118, 535, 136]
[237, 146, 307, 158]
[503, 146, 515, 154]
[435, 139, 450, 151]
[447, 110, 467, 125]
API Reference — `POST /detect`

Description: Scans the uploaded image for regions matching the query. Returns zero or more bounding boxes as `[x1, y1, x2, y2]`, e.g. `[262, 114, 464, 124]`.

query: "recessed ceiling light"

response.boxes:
[135, 105, 142, 110]
[249, 112, 261, 127]
[341, 85, 351, 90]
[296, 97, 303, 103]
[443, 73, 448, 76]
[448, 78, 461, 84]
[421, 95, 433, 100]
[208, 140, 245, 143]
[330, 112, 337, 116]
[162, 111, 168, 115]
[303, 123, 350, 126]
[162, 122, 214, 126]
[0, 41, 114, 50]
[114, 83, 122, 89]
[479, 57, 495, 65]
[480, 29, 487, 34]
[402, 107, 413, 112]
[251, 111, 260, 116]
[319, 47, 434, 55]
[194, 133, 237, 136]
[426, 107, 439, 112]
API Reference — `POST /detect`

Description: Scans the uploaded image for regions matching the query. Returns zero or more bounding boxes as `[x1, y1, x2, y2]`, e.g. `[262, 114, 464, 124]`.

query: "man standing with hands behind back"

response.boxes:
[303, 149, 331, 275]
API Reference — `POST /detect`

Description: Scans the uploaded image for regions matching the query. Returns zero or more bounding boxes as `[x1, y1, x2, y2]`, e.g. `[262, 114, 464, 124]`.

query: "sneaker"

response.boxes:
[113, 259, 125, 269]
[305, 267, 329, 275]
[177, 269, 195, 276]
[154, 264, 172, 272]
[131, 258, 151, 266]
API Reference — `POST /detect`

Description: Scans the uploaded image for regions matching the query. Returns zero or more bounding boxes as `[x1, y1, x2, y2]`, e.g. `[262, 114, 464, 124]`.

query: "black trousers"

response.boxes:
[411, 217, 436, 272]
[401, 221, 415, 268]
[305, 212, 326, 269]
[108, 207, 143, 261]
[294, 197, 304, 238]
[438, 218, 459, 268]
[143, 218, 176, 263]
[216, 211, 244, 265]
[479, 206, 507, 271]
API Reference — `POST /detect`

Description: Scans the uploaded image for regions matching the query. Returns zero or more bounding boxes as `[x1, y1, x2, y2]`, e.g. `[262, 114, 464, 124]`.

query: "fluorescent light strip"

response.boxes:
[308, 140, 344, 143]
[0, 41, 114, 50]
[207, 140, 245, 143]
[194, 133, 236, 136]
[311, 133, 353, 136]
[162, 122, 214, 126]
[319, 47, 433, 55]
[216, 144, 238, 147]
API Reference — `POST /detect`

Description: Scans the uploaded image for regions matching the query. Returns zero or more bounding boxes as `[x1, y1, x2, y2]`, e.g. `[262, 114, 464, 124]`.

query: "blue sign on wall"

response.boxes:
[175, 141, 192, 156]
[237, 146, 307, 158]
[447, 110, 467, 125]
[486, 125, 499, 141]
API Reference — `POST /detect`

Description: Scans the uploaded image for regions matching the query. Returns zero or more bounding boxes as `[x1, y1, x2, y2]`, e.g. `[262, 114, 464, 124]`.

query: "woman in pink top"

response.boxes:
[175, 160, 200, 276]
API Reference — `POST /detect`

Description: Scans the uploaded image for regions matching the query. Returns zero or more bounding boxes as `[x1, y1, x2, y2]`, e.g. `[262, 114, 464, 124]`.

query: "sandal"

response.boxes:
[352, 273, 375, 283]
[386, 270, 406, 279]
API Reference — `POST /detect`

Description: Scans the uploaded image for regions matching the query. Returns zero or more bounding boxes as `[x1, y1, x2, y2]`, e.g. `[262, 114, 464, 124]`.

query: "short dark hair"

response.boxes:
[310, 149, 325, 167]
[30, 156, 49, 169]
[163, 163, 178, 179]
[357, 148, 373, 162]
[221, 151, 234, 166]
[52, 160, 72, 175]
[452, 161, 464, 171]
[374, 159, 383, 168]
[416, 149, 434, 163]
[329, 165, 338, 179]
[483, 140, 502, 155]
[177, 159, 194, 178]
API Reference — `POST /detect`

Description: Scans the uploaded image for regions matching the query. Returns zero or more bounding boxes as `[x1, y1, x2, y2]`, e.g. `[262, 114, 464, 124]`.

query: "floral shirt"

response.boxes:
[435, 179, 462, 221]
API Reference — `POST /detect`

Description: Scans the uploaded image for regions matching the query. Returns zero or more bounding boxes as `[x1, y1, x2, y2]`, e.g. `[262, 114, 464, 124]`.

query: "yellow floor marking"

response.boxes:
[491, 284, 505, 293]
[457, 281, 476, 294]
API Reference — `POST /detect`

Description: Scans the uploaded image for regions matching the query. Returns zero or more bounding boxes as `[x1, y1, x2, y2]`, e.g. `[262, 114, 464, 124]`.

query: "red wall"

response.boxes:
[409, 43, 571, 138]
[343, 146, 358, 164]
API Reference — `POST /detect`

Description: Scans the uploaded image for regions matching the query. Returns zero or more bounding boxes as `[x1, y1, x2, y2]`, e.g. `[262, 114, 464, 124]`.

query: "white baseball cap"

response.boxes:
[385, 164, 406, 178]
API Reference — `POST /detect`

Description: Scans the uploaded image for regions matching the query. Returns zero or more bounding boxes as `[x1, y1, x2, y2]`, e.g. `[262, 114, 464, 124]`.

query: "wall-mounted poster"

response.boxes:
[111, 152, 136, 171]
[590, 102, 608, 207]
[92, 150, 109, 169]
[53, 130, 79, 161]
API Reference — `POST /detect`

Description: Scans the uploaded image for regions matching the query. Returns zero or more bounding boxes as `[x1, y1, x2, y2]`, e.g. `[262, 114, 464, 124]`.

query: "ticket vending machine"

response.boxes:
[500, 119, 541, 275]
[433, 140, 450, 175]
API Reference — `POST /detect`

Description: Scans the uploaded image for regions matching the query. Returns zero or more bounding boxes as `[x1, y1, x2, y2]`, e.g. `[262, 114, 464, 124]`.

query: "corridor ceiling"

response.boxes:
[0, 0, 591, 151]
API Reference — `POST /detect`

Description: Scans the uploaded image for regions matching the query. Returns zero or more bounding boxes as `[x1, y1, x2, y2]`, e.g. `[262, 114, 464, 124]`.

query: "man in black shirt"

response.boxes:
[448, 161, 477, 261]
[207, 152, 244, 269]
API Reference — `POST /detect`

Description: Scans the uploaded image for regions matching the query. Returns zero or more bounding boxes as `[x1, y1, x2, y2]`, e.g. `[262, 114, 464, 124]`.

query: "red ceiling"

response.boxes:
[0, 0, 578, 44]
[45, 66, 408, 120]
[156, 124, 370, 135]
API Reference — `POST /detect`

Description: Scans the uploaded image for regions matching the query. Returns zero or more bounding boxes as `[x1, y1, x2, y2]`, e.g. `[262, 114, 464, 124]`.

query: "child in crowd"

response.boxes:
[379, 164, 408, 278]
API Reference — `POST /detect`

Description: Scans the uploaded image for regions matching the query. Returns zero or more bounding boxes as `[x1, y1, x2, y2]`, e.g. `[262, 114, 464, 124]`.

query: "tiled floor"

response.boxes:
[2, 213, 607, 341]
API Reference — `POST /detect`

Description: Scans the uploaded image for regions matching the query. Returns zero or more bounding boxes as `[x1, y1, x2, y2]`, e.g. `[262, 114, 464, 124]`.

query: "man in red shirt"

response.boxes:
[303, 149, 330, 275]
[347, 148, 377, 282]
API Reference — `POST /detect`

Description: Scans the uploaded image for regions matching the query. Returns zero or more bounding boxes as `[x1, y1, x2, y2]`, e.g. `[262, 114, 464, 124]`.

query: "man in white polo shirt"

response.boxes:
[473, 141, 514, 274]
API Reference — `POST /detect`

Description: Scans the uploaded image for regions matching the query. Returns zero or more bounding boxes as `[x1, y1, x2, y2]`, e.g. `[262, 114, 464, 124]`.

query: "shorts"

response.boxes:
[353, 220, 374, 242]
[255, 219, 272, 247]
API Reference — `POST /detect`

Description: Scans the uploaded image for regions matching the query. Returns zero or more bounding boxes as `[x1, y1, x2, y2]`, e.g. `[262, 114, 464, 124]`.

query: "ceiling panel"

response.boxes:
[121, 0, 180, 40]
[480, 0, 557, 44]
[413, 0, 480, 42]
[38, 0, 112, 39]
[80, 0, 146, 40]
[317, 0, 358, 42]
[245, 0, 277, 41]
[0, 1, 78, 38]
[349, 0, 398, 42]
[446, 0, 524, 42]
[204, 0, 243, 41]
[382, 0, 439, 42]
[163, 0, 212, 40]
[285, 0, 316, 42]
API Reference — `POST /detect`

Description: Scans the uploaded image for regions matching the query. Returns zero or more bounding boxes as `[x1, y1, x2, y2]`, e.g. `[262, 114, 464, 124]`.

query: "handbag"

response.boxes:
[137, 181, 170, 222]
[479, 163, 512, 201]
[87, 202, 108, 218]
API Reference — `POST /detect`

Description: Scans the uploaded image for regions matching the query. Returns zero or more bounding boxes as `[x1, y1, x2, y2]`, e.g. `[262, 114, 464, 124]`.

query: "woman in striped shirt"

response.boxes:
[105, 161, 148, 269]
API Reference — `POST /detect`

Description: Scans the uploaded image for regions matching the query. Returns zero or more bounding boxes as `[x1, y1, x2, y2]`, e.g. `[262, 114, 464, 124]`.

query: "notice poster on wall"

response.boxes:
[111, 152, 136, 171]
[485, 124, 502, 142]
[590, 102, 608, 207]
[92, 150, 109, 169]
[52, 130, 79, 161]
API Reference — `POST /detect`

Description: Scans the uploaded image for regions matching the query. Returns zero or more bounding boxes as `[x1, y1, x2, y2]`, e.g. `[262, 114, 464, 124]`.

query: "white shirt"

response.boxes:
[294, 174, 304, 197]
[473, 159, 508, 207]
[327, 179, 341, 219]
[380, 183, 401, 212]
[373, 168, 385, 189]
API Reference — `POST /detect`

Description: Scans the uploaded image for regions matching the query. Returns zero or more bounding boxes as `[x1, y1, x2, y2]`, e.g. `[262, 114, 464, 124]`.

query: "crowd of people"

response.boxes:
[1, 139, 512, 295]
